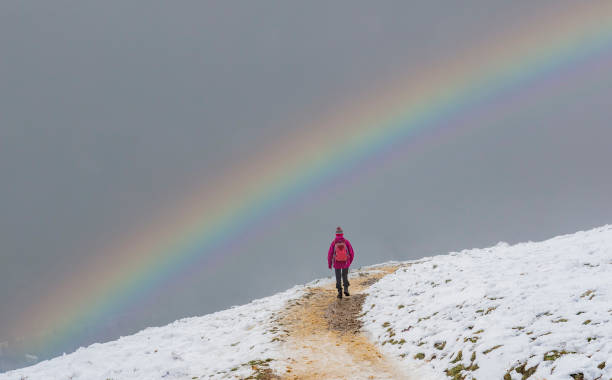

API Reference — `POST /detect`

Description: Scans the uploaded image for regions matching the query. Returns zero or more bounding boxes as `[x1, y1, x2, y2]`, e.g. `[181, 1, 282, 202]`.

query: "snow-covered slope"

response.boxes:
[0, 282, 312, 380]
[3, 226, 611, 380]
[362, 225, 612, 380]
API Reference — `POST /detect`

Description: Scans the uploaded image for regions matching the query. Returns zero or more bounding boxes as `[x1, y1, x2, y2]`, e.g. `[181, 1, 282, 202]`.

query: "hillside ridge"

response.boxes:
[3, 225, 611, 379]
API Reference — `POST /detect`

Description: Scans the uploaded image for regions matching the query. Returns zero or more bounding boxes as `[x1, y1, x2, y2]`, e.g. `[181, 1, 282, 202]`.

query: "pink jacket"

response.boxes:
[327, 235, 355, 269]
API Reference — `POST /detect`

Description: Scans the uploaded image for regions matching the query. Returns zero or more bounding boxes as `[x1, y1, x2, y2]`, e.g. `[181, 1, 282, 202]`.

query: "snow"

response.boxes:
[0, 282, 312, 380]
[361, 225, 612, 380]
[3, 225, 611, 379]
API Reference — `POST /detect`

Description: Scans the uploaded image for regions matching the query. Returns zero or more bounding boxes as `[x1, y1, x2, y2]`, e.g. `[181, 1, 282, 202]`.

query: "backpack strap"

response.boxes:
[332, 240, 336, 267]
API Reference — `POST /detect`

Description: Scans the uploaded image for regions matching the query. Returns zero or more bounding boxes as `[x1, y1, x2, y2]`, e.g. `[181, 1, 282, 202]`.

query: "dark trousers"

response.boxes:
[335, 268, 350, 291]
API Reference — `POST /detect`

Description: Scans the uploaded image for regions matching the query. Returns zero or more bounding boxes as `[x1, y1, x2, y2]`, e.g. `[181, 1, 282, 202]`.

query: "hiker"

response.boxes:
[328, 226, 355, 299]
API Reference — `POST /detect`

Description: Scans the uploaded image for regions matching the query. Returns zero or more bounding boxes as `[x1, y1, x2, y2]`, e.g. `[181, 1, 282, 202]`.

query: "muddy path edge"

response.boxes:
[265, 265, 419, 380]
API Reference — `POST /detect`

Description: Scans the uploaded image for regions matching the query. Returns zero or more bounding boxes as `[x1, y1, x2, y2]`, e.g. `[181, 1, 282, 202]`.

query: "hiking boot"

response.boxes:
[337, 290, 343, 299]
[344, 289, 350, 296]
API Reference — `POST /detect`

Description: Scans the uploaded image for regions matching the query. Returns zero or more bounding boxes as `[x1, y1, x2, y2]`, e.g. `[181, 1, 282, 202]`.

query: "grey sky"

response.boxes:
[2, 0, 612, 371]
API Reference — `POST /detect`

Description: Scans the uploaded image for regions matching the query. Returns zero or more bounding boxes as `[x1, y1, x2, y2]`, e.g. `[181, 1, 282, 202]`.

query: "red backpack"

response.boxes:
[334, 240, 348, 262]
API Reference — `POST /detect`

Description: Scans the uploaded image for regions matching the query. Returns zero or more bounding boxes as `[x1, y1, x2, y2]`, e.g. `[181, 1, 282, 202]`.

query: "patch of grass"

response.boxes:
[504, 361, 538, 380]
[530, 331, 551, 341]
[383, 330, 403, 346]
[473, 329, 484, 334]
[434, 341, 446, 350]
[242, 358, 277, 380]
[445, 355, 479, 380]
[414, 352, 425, 360]
[398, 304, 405, 309]
[246, 359, 274, 366]
[384, 338, 406, 345]
[464, 336, 479, 343]
[445, 364, 466, 380]
[543, 350, 575, 361]
[552, 318, 568, 323]
[382, 321, 390, 328]
[512, 326, 525, 331]
[597, 361, 605, 369]
[515, 362, 538, 379]
[570, 373, 584, 380]
[482, 345, 503, 354]
[587, 337, 597, 342]
[580, 289, 595, 300]
[450, 350, 463, 363]
[583, 319, 592, 325]
[485, 306, 498, 315]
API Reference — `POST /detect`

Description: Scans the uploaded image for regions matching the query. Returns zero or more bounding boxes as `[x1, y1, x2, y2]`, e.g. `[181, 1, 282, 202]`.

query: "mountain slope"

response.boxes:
[1, 284, 307, 380]
[362, 225, 612, 380]
[3, 225, 611, 379]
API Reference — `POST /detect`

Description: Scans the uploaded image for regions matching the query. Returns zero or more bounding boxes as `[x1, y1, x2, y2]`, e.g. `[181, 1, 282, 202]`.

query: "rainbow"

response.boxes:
[15, 2, 612, 358]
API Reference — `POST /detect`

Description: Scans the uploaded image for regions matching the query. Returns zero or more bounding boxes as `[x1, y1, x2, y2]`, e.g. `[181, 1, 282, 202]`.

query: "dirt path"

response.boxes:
[275, 266, 414, 380]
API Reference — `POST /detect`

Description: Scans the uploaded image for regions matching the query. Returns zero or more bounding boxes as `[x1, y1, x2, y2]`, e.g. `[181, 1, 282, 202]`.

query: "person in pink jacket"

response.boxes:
[327, 226, 355, 299]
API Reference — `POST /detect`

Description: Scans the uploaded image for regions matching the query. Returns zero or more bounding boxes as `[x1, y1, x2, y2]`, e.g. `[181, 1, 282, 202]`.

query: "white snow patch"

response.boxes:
[1, 284, 307, 380]
[362, 225, 612, 380]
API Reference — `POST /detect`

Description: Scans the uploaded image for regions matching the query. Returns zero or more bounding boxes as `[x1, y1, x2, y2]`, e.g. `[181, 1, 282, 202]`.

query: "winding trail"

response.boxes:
[275, 266, 416, 380]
